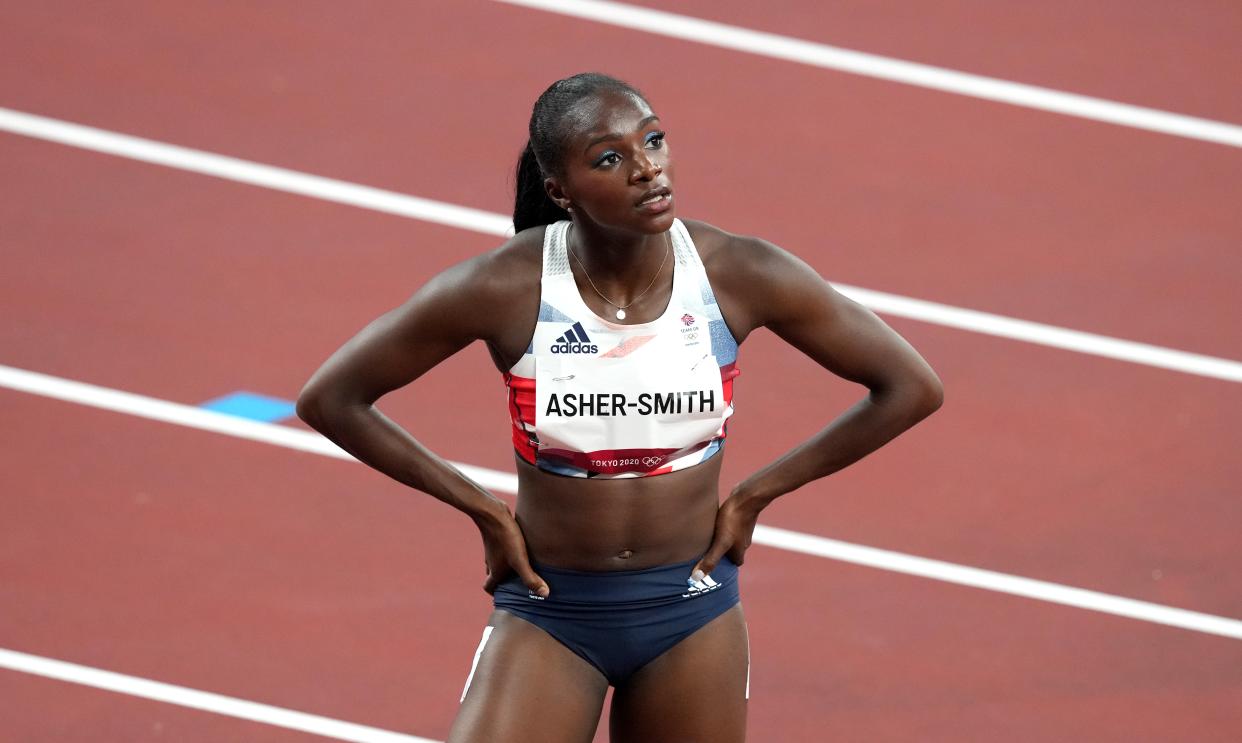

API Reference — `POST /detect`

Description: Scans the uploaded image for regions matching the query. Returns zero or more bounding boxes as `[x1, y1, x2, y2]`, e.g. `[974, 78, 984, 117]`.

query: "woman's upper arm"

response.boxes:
[297, 249, 525, 412]
[734, 236, 943, 403]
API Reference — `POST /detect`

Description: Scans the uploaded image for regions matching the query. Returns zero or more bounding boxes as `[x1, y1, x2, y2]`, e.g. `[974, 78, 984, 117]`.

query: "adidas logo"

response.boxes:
[682, 572, 721, 598]
[550, 322, 599, 355]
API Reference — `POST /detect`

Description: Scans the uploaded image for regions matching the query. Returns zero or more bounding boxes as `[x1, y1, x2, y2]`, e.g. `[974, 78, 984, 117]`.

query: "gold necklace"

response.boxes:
[567, 228, 670, 320]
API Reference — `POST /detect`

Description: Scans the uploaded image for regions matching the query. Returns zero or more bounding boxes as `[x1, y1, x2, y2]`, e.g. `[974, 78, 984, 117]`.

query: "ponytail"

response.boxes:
[513, 140, 569, 233]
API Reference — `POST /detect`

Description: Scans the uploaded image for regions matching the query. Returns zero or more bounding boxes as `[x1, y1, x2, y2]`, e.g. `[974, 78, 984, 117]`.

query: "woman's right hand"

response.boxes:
[475, 504, 550, 598]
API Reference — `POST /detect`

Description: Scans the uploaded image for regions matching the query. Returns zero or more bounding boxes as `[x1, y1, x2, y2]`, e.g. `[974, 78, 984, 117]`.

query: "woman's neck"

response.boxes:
[567, 219, 672, 294]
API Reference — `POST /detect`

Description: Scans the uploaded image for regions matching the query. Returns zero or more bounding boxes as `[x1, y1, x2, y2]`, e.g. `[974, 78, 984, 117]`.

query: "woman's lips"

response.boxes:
[637, 192, 673, 213]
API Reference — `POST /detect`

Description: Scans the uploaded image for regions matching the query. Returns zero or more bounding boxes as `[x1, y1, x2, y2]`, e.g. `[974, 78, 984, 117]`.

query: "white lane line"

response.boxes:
[0, 648, 439, 743]
[835, 283, 1242, 382]
[494, 0, 1242, 149]
[2, 107, 1240, 384]
[3, 362, 1240, 641]
[0, 363, 518, 494]
[0, 108, 512, 237]
[755, 526, 1242, 640]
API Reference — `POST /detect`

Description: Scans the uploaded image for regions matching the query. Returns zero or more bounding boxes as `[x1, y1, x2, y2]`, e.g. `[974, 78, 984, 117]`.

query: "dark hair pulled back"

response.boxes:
[513, 72, 649, 233]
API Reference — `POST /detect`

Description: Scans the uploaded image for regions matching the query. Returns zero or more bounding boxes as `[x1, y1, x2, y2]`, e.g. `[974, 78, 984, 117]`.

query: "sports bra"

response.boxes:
[503, 218, 740, 478]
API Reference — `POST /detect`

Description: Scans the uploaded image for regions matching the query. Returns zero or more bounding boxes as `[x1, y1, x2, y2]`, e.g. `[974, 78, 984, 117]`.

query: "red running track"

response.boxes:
[2, 2, 1240, 741]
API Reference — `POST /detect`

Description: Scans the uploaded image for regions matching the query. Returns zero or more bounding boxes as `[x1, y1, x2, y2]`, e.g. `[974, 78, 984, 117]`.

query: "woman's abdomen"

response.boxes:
[513, 453, 722, 571]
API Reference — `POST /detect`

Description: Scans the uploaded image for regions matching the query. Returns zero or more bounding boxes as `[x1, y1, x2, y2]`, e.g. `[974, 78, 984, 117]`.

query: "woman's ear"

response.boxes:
[544, 177, 573, 212]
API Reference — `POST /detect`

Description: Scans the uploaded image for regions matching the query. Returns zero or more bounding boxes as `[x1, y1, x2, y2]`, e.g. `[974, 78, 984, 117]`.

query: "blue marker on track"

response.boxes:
[200, 391, 296, 423]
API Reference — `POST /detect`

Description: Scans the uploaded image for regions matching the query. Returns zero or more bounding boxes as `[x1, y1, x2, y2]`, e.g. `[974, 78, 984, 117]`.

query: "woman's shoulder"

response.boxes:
[679, 217, 829, 338]
[680, 218, 792, 271]
[488, 223, 546, 275]
[401, 225, 544, 341]
[445, 224, 546, 305]
[680, 217, 809, 288]
[399, 225, 544, 359]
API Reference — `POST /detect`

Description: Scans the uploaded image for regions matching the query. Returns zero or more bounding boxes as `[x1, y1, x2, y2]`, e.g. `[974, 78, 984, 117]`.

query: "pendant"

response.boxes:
[616, 308, 627, 320]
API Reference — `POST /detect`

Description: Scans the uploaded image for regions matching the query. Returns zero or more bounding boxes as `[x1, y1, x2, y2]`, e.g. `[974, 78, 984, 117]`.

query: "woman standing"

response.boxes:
[297, 72, 943, 743]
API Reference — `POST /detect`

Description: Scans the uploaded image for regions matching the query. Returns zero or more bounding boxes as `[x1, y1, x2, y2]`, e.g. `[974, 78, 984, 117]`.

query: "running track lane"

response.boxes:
[0, 2, 1237, 740]
[0, 666, 336, 743]
[3, 390, 1241, 741]
[528, 0, 1242, 123]
[1, 0, 1239, 358]
[2, 129, 1239, 616]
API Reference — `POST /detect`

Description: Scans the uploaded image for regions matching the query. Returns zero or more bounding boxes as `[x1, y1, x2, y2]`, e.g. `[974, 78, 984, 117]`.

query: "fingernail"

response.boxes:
[691, 569, 705, 583]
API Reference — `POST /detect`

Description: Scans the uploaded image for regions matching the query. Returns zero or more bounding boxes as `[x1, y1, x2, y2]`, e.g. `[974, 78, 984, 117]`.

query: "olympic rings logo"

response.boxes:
[641, 456, 665, 467]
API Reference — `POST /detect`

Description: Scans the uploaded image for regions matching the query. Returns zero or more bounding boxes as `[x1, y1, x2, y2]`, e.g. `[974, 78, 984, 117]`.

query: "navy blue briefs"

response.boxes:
[492, 554, 741, 685]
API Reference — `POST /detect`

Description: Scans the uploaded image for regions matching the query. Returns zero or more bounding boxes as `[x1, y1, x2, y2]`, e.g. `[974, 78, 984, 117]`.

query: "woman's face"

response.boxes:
[547, 90, 676, 235]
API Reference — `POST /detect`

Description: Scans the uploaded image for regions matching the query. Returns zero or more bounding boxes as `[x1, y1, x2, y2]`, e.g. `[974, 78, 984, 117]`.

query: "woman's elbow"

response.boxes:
[296, 383, 373, 429]
[912, 372, 944, 418]
[295, 391, 326, 428]
[872, 373, 942, 421]
[295, 380, 343, 428]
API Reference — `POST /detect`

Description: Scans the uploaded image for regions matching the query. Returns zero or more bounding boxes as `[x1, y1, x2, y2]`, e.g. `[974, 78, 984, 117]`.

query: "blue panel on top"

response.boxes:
[708, 319, 738, 365]
[538, 300, 575, 323]
[200, 391, 297, 422]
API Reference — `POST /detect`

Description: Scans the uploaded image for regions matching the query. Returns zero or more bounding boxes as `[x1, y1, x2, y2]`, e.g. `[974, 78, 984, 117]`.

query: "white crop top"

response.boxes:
[502, 218, 740, 478]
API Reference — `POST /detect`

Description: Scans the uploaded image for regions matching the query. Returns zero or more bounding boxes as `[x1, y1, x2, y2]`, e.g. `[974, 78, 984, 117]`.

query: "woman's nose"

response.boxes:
[632, 154, 662, 181]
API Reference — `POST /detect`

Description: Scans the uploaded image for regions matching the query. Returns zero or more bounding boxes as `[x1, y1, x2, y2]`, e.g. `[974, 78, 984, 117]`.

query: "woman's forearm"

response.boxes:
[735, 383, 942, 508]
[297, 399, 508, 523]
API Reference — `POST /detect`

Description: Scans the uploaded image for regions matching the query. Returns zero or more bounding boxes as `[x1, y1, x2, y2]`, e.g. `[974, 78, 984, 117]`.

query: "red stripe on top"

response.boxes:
[504, 371, 538, 465]
[599, 334, 657, 358]
[720, 361, 739, 407]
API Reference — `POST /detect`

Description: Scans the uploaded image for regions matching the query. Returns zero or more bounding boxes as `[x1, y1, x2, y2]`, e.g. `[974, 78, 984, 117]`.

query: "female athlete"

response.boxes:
[296, 72, 943, 742]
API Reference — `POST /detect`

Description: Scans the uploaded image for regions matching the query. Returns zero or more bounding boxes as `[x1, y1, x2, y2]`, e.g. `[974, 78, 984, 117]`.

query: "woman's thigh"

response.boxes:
[608, 602, 750, 743]
[448, 609, 609, 743]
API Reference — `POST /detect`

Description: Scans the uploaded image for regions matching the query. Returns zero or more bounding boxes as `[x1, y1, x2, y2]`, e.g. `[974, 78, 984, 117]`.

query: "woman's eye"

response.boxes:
[646, 132, 666, 148]
[596, 152, 621, 167]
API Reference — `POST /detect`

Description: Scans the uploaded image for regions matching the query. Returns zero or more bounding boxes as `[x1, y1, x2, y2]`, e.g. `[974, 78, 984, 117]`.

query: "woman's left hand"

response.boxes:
[690, 491, 766, 582]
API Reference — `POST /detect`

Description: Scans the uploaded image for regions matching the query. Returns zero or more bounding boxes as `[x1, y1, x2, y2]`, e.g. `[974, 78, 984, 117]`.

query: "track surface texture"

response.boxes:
[2, 2, 1239, 741]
